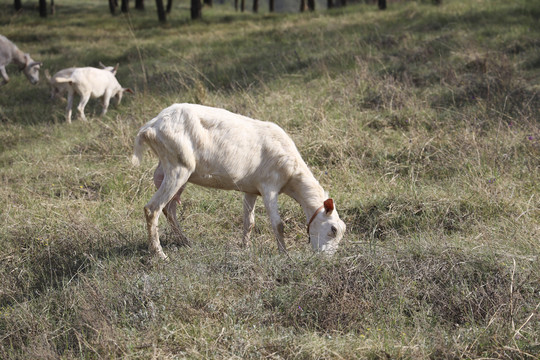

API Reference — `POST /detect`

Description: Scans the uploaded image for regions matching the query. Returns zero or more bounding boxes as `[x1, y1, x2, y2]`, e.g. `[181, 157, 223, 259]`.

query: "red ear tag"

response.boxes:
[324, 198, 334, 213]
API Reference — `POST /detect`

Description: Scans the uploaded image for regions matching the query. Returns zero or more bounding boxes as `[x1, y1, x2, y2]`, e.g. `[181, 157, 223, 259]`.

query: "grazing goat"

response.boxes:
[53, 67, 132, 123]
[0, 35, 42, 86]
[45, 62, 119, 100]
[132, 103, 346, 259]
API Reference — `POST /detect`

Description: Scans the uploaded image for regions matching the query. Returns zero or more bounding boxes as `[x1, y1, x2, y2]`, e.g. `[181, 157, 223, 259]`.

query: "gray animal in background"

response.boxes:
[0, 35, 42, 86]
[54, 66, 133, 123]
[45, 62, 119, 100]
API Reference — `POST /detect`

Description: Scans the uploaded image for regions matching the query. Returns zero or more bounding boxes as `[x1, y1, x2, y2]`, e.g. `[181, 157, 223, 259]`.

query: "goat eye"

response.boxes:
[331, 225, 337, 235]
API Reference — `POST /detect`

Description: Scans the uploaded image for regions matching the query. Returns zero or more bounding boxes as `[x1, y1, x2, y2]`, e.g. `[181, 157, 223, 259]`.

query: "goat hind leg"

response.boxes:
[242, 193, 257, 247]
[162, 185, 190, 246]
[144, 166, 191, 259]
[77, 94, 90, 121]
[65, 89, 74, 123]
[154, 163, 189, 245]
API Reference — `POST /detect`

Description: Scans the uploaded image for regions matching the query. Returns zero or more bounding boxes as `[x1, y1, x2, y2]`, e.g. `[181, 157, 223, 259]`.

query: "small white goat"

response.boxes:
[0, 35, 42, 86]
[45, 62, 118, 100]
[132, 104, 346, 259]
[54, 66, 132, 123]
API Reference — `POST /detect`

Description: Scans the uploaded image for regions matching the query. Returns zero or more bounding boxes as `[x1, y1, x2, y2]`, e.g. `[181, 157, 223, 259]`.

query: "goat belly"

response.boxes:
[188, 173, 259, 193]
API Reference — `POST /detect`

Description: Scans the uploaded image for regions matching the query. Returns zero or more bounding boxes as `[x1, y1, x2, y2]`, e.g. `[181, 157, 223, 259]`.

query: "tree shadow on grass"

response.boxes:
[3, 0, 539, 125]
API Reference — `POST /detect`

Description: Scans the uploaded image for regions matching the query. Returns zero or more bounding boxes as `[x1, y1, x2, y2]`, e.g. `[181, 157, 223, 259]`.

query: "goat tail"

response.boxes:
[54, 76, 72, 84]
[132, 116, 160, 167]
[131, 131, 147, 167]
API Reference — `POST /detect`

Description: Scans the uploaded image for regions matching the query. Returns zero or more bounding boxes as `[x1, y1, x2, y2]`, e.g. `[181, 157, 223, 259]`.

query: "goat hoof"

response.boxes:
[148, 246, 168, 260]
[156, 250, 168, 260]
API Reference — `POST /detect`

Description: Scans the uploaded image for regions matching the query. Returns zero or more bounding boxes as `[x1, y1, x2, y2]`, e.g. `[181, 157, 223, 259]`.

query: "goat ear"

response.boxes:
[114, 63, 119, 73]
[324, 198, 334, 214]
[124, 88, 134, 94]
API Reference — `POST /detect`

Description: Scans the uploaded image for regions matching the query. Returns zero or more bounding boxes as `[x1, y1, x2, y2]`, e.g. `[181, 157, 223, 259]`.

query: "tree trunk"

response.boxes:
[109, 0, 118, 14]
[327, 0, 333, 9]
[51, 0, 55, 14]
[269, 0, 274, 12]
[307, 0, 315, 11]
[166, 0, 172, 13]
[203, 0, 212, 7]
[156, 0, 166, 21]
[39, 0, 47, 17]
[300, 0, 307, 12]
[191, 0, 201, 19]
[234, 0, 238, 11]
[240, 0, 245, 12]
[135, 0, 144, 10]
[14, 0, 22, 11]
[340, 0, 346, 7]
[378, 0, 386, 10]
[121, 0, 129, 12]
[252, 0, 258, 12]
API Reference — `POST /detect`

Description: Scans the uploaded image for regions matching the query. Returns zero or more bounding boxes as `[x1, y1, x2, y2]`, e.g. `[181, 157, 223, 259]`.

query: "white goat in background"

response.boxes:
[54, 66, 132, 123]
[45, 62, 119, 100]
[0, 35, 42, 86]
[132, 103, 346, 259]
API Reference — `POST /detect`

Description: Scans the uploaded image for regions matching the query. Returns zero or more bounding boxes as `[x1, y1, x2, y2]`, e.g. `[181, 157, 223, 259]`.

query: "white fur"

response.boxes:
[54, 67, 132, 123]
[0, 35, 41, 86]
[132, 103, 346, 259]
[45, 63, 118, 100]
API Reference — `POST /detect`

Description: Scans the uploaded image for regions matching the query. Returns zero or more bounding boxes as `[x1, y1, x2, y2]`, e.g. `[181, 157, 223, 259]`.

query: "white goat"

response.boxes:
[54, 67, 132, 123]
[132, 103, 346, 259]
[0, 35, 42, 86]
[45, 62, 118, 100]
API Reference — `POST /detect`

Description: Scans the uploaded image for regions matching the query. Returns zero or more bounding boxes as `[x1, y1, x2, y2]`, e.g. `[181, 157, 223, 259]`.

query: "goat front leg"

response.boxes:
[101, 93, 111, 117]
[145, 166, 191, 259]
[116, 91, 123, 106]
[0, 66, 9, 86]
[242, 193, 257, 247]
[262, 190, 287, 253]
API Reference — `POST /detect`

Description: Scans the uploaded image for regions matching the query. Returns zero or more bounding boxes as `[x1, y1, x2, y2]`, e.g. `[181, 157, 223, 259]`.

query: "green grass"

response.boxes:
[1, 0, 539, 358]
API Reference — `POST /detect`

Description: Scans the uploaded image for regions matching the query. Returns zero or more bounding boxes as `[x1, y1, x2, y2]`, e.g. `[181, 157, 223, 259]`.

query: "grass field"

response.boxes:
[1, 0, 539, 358]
